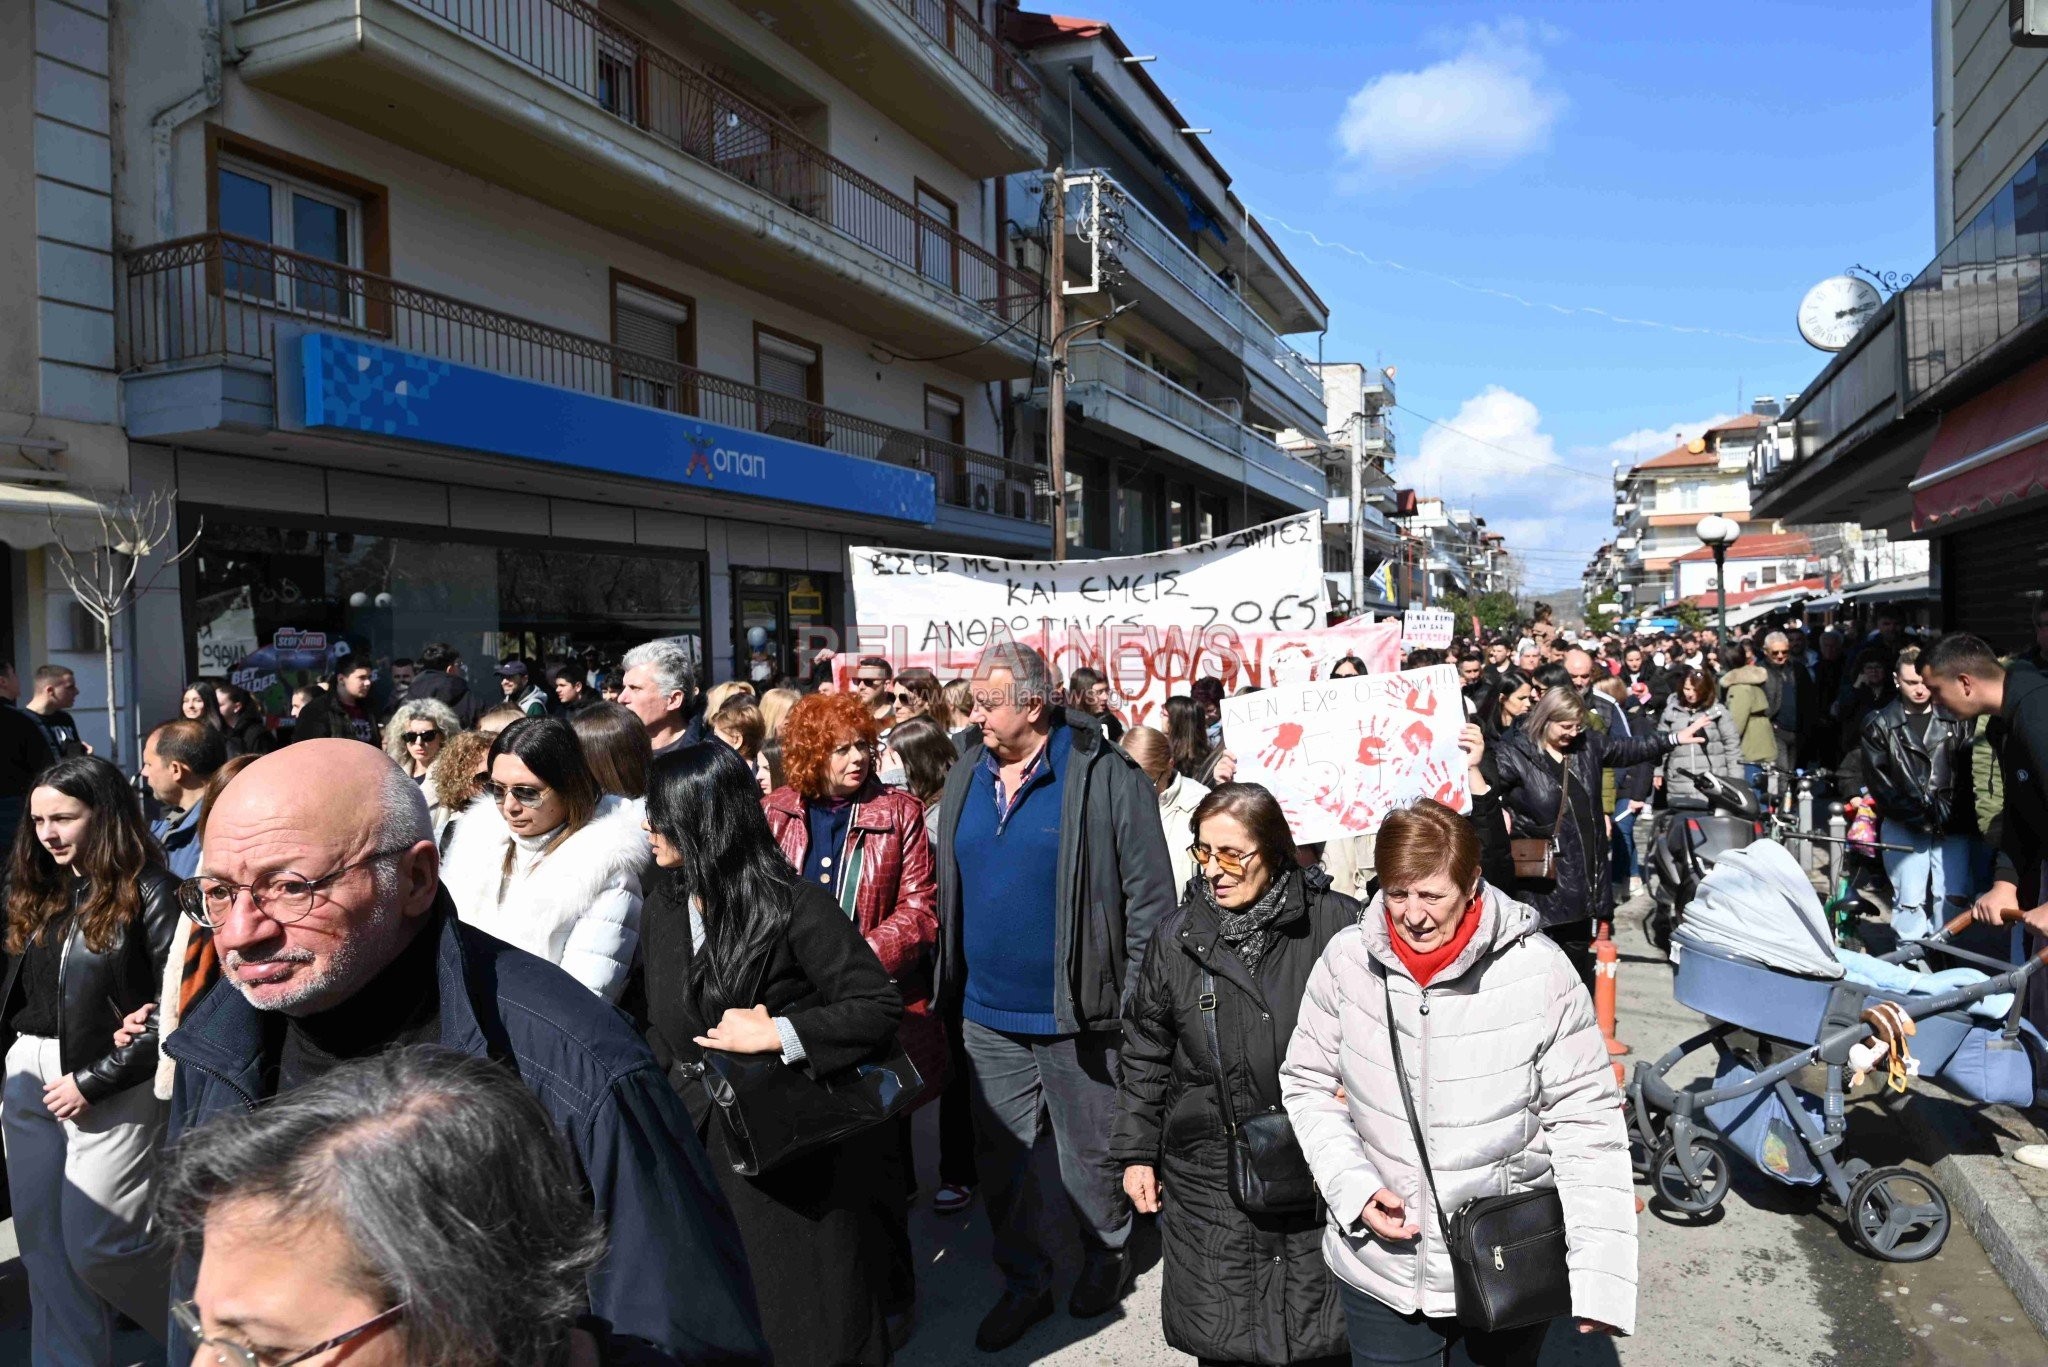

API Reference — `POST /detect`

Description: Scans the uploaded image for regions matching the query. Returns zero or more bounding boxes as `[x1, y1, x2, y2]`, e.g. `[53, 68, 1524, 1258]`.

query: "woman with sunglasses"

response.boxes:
[1, 755, 179, 1363]
[885, 667, 954, 739]
[440, 718, 647, 1003]
[1113, 782, 1354, 1367]
[381, 700, 464, 841]
[158, 1045, 668, 1367]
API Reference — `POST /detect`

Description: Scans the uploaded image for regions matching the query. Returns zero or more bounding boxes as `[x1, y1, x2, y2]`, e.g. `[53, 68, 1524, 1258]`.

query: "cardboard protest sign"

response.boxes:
[847, 513, 1362, 726]
[1221, 664, 1471, 845]
[1402, 607, 1456, 652]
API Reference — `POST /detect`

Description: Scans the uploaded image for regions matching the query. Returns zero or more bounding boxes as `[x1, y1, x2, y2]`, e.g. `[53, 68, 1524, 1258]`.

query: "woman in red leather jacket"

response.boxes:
[762, 691, 940, 1346]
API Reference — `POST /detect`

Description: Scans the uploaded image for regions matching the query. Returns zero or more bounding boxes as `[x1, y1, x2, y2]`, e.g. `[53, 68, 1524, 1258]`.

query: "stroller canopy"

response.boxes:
[1672, 840, 1843, 980]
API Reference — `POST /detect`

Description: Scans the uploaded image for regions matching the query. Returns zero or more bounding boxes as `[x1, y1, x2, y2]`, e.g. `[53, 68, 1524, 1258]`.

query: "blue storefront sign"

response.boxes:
[294, 332, 935, 524]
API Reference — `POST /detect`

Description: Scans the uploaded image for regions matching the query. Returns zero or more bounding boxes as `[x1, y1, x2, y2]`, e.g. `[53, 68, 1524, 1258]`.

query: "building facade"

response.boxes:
[9, 0, 1081, 748]
[1609, 412, 1764, 609]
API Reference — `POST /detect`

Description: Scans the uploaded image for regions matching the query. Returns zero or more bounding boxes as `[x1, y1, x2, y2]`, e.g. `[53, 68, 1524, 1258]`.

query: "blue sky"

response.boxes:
[1084, 0, 1936, 591]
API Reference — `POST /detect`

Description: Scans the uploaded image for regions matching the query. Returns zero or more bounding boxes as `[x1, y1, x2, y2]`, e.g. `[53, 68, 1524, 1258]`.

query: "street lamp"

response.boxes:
[1695, 514, 1741, 644]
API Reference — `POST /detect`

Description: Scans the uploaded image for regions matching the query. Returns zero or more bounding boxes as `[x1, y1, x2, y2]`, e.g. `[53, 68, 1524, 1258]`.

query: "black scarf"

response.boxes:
[1203, 869, 1296, 976]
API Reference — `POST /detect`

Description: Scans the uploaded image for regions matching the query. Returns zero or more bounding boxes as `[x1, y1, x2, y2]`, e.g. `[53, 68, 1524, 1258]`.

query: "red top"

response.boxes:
[1388, 895, 1484, 987]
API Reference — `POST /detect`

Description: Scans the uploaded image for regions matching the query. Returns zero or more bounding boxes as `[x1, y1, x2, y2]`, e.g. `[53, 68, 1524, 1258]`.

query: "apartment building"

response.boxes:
[1397, 496, 1496, 604]
[1001, 10, 1332, 556]
[8, 0, 1063, 746]
[1293, 360, 1402, 614]
[1609, 412, 1765, 608]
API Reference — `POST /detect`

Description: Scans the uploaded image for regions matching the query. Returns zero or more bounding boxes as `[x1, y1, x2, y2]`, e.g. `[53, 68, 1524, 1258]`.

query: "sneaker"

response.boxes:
[1066, 1248, 1133, 1318]
[2014, 1144, 2048, 1171]
[974, 1289, 1052, 1352]
[933, 1182, 975, 1215]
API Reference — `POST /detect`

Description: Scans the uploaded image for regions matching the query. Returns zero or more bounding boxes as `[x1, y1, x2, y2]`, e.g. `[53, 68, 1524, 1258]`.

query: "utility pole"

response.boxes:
[1348, 411, 1366, 612]
[1046, 163, 1067, 561]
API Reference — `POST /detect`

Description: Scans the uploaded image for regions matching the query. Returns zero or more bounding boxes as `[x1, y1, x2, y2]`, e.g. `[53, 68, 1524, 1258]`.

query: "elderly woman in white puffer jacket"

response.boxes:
[1280, 800, 1635, 1363]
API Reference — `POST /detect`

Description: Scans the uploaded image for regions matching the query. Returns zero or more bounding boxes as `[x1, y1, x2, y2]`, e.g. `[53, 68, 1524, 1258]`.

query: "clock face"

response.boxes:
[1797, 275, 1882, 351]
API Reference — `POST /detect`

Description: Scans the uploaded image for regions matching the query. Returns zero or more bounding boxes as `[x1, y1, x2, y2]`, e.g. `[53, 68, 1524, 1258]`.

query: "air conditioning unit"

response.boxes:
[966, 474, 1000, 516]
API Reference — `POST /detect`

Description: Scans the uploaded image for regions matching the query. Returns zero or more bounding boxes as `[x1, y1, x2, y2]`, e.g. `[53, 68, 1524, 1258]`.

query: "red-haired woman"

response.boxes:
[763, 690, 941, 1341]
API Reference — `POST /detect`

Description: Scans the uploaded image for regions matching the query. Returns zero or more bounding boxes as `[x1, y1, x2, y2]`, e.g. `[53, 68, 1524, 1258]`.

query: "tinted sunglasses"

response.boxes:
[484, 781, 548, 807]
[888, 690, 921, 706]
[403, 729, 441, 746]
[1189, 844, 1255, 878]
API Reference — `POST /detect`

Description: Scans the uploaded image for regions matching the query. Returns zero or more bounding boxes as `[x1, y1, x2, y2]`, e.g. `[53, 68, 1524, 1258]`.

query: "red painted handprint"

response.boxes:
[1353, 713, 1395, 767]
[1402, 681, 1438, 716]
[1258, 721, 1305, 769]
[1418, 755, 1469, 812]
[1400, 719, 1435, 757]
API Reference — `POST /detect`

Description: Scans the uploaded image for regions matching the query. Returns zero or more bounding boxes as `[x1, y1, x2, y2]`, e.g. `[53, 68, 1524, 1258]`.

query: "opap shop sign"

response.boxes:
[1401, 607, 1456, 652]
[1221, 664, 1471, 845]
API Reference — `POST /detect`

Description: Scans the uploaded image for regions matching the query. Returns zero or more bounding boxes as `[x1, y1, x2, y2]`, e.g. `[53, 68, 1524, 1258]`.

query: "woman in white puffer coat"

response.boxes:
[441, 716, 649, 1003]
[1280, 800, 1636, 1362]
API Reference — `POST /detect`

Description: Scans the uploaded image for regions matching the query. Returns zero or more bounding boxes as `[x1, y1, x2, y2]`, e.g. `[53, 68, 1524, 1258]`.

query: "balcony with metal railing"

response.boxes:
[120, 233, 1047, 537]
[235, 0, 1041, 379]
[1056, 340, 1324, 511]
[1064, 171, 1325, 428]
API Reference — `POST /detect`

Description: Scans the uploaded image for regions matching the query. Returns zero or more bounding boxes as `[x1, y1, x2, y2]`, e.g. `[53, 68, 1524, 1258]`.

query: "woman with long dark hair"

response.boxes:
[440, 717, 647, 1002]
[1165, 694, 1214, 782]
[637, 743, 902, 1367]
[1476, 669, 1536, 745]
[1, 756, 179, 1362]
[179, 678, 226, 734]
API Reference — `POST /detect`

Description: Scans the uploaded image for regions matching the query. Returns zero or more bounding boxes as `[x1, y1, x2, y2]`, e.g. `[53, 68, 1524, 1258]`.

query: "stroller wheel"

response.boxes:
[1847, 1166, 1949, 1263]
[1629, 1134, 1654, 1181]
[1650, 1136, 1731, 1215]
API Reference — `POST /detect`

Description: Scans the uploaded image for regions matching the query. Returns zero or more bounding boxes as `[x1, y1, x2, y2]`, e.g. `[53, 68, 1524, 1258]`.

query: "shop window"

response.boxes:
[733, 567, 839, 683]
[217, 160, 362, 320]
[612, 274, 695, 413]
[915, 182, 958, 291]
[754, 326, 823, 445]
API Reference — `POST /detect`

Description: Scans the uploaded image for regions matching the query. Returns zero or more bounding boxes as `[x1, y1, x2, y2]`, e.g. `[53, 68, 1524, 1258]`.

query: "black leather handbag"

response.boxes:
[1199, 968, 1318, 1216]
[1382, 975, 1571, 1332]
[688, 1042, 924, 1177]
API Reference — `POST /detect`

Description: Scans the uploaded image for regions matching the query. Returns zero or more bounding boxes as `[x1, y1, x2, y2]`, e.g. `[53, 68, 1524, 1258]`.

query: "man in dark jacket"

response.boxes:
[1759, 630, 1819, 768]
[404, 641, 481, 728]
[0, 662, 56, 852]
[165, 741, 768, 1365]
[934, 642, 1175, 1351]
[291, 662, 377, 744]
[1859, 646, 1977, 943]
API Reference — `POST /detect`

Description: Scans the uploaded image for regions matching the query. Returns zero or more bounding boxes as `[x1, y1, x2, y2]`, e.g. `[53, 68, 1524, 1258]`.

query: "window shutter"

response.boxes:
[755, 332, 818, 400]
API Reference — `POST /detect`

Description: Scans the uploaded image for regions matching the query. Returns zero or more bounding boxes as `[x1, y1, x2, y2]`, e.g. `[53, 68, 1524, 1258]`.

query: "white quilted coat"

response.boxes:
[1280, 883, 1637, 1334]
[439, 794, 649, 1003]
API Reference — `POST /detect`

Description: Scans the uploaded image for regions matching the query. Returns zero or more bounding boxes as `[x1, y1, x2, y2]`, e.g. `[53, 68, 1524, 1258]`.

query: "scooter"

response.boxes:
[1643, 771, 1765, 952]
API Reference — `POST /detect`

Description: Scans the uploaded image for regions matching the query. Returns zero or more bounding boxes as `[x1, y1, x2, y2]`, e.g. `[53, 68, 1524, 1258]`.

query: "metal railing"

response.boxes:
[1064, 341, 1323, 499]
[308, 0, 1041, 327]
[121, 233, 1046, 523]
[1065, 170, 1322, 415]
[884, 0, 1040, 119]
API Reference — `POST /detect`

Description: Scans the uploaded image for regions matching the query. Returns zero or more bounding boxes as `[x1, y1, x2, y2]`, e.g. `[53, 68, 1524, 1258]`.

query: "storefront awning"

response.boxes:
[0, 483, 118, 550]
[1910, 352, 2048, 529]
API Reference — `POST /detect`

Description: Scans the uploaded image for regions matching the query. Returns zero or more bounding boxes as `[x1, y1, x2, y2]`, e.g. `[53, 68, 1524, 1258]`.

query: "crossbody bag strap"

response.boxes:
[1198, 965, 1239, 1135]
[1548, 756, 1570, 842]
[1380, 967, 1451, 1237]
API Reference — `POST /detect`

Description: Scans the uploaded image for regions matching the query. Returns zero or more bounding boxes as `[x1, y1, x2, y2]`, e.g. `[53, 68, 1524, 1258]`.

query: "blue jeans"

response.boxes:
[1880, 818, 1972, 943]
[1743, 762, 1768, 809]
[1611, 806, 1641, 890]
[1339, 1282, 1548, 1366]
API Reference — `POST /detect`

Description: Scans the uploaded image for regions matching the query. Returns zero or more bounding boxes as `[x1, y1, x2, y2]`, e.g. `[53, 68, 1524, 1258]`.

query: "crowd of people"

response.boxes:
[0, 593, 2042, 1367]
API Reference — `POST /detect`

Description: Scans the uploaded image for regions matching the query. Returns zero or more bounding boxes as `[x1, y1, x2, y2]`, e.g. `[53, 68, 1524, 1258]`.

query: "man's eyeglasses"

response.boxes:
[177, 847, 411, 929]
[1189, 844, 1256, 878]
[402, 729, 440, 746]
[174, 1298, 406, 1367]
[855, 674, 890, 688]
[485, 780, 548, 807]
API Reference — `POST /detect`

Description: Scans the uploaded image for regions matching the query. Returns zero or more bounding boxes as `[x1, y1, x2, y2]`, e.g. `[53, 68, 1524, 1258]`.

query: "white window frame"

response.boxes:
[218, 157, 365, 325]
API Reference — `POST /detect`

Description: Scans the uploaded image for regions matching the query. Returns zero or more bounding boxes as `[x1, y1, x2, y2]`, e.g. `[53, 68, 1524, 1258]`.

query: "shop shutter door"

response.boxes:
[1945, 506, 2048, 651]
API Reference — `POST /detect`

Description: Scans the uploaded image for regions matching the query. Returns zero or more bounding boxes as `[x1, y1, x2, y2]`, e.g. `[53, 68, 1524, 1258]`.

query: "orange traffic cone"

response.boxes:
[1593, 923, 1629, 1084]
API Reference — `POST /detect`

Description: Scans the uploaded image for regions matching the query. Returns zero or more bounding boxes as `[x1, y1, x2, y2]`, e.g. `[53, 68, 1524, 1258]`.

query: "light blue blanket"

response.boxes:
[1833, 947, 2013, 1020]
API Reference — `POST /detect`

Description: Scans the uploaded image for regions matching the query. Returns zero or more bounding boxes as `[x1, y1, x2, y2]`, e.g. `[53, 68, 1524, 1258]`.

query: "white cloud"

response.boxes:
[1337, 21, 1566, 181]
[1602, 413, 1737, 465]
[1405, 385, 1601, 508]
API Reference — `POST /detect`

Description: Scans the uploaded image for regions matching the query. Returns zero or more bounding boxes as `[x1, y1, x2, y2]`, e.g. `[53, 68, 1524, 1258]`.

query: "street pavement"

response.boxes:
[4, 897, 2044, 1366]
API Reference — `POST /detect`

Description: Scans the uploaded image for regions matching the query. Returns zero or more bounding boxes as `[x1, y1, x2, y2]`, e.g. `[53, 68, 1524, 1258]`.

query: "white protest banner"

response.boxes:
[1221, 664, 1471, 845]
[848, 513, 1335, 726]
[1402, 607, 1456, 652]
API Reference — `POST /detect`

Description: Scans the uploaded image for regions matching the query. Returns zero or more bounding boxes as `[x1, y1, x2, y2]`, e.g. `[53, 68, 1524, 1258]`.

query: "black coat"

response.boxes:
[1994, 663, 2048, 892]
[168, 898, 769, 1365]
[1859, 699, 1977, 836]
[1113, 868, 1354, 1364]
[0, 866, 180, 1102]
[635, 875, 903, 1367]
[222, 712, 277, 757]
[1494, 723, 1672, 927]
[405, 668, 481, 728]
[290, 690, 375, 743]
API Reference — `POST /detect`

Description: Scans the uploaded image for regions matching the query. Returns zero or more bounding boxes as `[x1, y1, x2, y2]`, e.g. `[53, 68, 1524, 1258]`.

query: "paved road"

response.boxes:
[4, 898, 2042, 1366]
[896, 897, 2048, 1367]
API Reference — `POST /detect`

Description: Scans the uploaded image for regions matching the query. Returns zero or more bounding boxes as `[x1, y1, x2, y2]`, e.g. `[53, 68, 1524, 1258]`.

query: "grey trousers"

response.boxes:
[962, 1020, 1133, 1297]
[3, 1034, 171, 1366]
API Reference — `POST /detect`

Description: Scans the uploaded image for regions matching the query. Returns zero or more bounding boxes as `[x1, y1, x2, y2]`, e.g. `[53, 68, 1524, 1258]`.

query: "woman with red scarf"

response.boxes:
[761, 691, 940, 1347]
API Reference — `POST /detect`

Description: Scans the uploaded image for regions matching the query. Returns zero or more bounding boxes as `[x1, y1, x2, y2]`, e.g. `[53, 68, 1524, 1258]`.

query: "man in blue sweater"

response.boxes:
[934, 643, 1176, 1352]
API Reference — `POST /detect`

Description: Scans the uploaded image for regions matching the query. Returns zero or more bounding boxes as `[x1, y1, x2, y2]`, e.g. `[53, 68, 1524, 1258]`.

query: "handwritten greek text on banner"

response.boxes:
[1222, 665, 1471, 845]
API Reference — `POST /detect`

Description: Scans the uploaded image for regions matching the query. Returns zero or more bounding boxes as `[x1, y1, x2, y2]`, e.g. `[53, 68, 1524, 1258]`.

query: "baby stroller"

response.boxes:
[1625, 840, 2048, 1262]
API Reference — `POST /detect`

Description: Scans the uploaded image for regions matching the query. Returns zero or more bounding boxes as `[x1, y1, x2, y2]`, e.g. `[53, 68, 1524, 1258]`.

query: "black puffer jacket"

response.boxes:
[0, 865, 181, 1101]
[1113, 868, 1355, 1365]
[1494, 724, 1672, 927]
[1860, 699, 1978, 836]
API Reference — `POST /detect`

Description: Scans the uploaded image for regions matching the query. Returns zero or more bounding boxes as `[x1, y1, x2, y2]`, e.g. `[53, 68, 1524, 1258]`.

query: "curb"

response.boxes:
[1887, 1082, 2048, 1336]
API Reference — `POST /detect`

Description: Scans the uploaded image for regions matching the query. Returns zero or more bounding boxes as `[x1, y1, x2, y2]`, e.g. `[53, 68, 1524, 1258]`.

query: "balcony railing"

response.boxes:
[1067, 170, 1322, 415]
[121, 233, 1046, 523]
[336, 0, 1040, 329]
[1064, 340, 1323, 500]
[884, 0, 1040, 120]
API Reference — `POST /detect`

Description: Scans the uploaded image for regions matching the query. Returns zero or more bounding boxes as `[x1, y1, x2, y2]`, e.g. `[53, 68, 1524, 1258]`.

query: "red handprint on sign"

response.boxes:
[1258, 721, 1305, 769]
[1333, 775, 1383, 833]
[1307, 762, 1346, 815]
[1418, 755, 1469, 812]
[1400, 719, 1435, 757]
[1402, 681, 1438, 716]
[1353, 713, 1395, 767]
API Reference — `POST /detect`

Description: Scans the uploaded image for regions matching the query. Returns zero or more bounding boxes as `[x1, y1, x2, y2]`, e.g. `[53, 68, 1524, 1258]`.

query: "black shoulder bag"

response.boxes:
[1381, 973, 1571, 1332]
[1199, 967, 1318, 1215]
